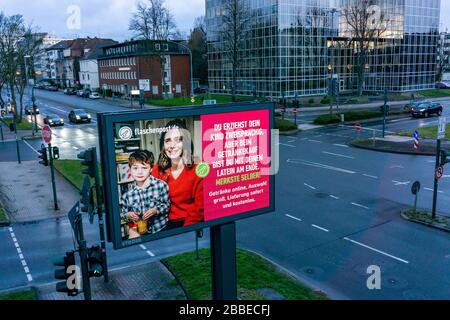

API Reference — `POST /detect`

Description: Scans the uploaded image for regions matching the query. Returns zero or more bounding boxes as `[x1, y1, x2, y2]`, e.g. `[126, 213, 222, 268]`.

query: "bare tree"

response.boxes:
[189, 16, 208, 85]
[342, 0, 389, 96]
[221, 0, 251, 101]
[129, 0, 178, 40]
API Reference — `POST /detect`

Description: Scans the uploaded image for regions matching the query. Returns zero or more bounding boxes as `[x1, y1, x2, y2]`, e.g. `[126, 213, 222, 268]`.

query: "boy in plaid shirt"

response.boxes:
[120, 150, 170, 234]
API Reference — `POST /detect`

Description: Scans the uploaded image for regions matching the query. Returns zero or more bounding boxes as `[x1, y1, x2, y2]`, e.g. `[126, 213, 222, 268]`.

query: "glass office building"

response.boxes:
[205, 0, 441, 98]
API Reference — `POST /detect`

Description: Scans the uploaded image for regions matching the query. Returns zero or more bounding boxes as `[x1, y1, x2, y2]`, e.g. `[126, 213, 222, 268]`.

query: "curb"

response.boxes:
[313, 114, 409, 126]
[160, 259, 191, 300]
[0, 197, 11, 227]
[400, 210, 450, 233]
[279, 129, 300, 136]
[349, 140, 435, 156]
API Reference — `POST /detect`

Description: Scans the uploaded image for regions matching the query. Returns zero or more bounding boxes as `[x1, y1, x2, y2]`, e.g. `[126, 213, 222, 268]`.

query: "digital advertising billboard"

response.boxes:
[98, 103, 275, 249]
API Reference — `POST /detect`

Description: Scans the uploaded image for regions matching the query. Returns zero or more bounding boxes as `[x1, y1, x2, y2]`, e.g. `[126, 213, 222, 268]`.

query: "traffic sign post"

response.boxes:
[438, 117, 446, 140]
[435, 166, 444, 180]
[42, 125, 52, 144]
[432, 138, 441, 219]
[355, 123, 361, 140]
[293, 108, 298, 125]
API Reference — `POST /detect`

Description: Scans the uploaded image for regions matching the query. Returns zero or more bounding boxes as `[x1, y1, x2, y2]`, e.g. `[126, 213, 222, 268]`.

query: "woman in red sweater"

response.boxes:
[152, 119, 204, 229]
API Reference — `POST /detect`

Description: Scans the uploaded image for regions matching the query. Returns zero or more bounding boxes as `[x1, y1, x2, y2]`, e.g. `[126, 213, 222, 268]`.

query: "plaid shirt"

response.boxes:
[120, 176, 170, 234]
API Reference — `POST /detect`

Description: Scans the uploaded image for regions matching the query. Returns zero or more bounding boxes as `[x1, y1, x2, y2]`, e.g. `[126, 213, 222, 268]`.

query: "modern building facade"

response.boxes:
[206, 0, 441, 98]
[98, 40, 191, 98]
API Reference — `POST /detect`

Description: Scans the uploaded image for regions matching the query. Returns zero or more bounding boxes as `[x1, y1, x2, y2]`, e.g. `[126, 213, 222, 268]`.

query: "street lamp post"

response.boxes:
[24, 55, 38, 135]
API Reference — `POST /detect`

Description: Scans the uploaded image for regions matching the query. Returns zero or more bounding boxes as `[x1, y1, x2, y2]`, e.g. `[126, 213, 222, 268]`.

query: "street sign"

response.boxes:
[191, 96, 195, 104]
[131, 90, 140, 96]
[139, 79, 151, 92]
[355, 123, 361, 132]
[438, 117, 446, 140]
[68, 202, 81, 243]
[203, 100, 217, 106]
[436, 166, 444, 180]
[411, 181, 421, 195]
[413, 130, 420, 139]
[413, 130, 420, 150]
[42, 125, 52, 144]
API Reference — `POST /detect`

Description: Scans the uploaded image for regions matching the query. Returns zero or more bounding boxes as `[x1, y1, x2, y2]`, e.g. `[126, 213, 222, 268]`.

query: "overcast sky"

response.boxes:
[1, 0, 449, 41]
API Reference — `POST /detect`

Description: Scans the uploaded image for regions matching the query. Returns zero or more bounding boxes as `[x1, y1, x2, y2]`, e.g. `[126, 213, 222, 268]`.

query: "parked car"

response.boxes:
[411, 101, 443, 118]
[76, 90, 85, 97]
[69, 109, 92, 123]
[194, 87, 207, 94]
[46, 85, 58, 91]
[44, 114, 65, 127]
[24, 105, 40, 115]
[89, 92, 100, 99]
[436, 82, 450, 89]
[64, 88, 77, 95]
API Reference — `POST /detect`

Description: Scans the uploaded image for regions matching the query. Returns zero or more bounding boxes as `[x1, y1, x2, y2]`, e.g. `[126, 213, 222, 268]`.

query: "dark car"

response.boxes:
[411, 101, 443, 118]
[194, 87, 207, 94]
[44, 114, 65, 127]
[64, 88, 77, 95]
[46, 85, 58, 92]
[69, 109, 92, 123]
[404, 100, 430, 112]
[25, 105, 40, 115]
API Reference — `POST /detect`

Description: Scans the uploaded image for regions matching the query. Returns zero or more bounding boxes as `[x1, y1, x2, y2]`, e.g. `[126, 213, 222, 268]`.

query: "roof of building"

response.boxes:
[82, 40, 118, 60]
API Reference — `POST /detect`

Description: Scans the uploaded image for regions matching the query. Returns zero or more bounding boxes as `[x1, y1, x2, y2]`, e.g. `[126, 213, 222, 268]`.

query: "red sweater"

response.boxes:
[152, 164, 204, 226]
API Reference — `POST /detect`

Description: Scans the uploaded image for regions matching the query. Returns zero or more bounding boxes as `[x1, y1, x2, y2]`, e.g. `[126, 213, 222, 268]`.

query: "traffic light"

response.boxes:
[440, 150, 450, 166]
[38, 146, 49, 166]
[77, 148, 96, 178]
[52, 147, 60, 160]
[53, 251, 79, 296]
[87, 245, 103, 278]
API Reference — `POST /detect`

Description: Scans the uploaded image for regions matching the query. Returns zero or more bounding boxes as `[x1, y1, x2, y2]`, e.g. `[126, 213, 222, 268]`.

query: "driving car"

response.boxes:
[76, 90, 85, 97]
[46, 85, 58, 92]
[404, 100, 431, 112]
[411, 101, 443, 118]
[24, 105, 40, 115]
[436, 82, 450, 89]
[69, 109, 92, 123]
[89, 92, 100, 99]
[43, 114, 65, 127]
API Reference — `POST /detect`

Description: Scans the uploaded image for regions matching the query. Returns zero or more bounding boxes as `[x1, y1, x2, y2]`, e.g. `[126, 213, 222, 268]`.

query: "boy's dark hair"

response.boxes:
[128, 150, 154, 167]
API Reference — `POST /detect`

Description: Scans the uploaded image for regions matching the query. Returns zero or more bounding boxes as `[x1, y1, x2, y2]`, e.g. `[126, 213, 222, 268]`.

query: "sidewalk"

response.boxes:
[37, 261, 186, 300]
[0, 161, 79, 222]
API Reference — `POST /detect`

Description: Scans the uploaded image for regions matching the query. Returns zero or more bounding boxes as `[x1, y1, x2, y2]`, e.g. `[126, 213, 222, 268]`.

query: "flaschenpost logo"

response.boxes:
[119, 126, 133, 141]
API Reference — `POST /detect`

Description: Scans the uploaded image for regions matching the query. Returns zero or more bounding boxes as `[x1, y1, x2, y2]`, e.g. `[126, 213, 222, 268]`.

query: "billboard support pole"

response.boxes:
[210, 222, 237, 300]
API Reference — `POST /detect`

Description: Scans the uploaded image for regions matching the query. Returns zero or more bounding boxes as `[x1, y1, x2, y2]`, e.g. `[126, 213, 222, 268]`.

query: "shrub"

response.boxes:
[314, 114, 340, 125]
[275, 119, 298, 132]
[320, 96, 332, 104]
[348, 98, 359, 104]
[308, 98, 315, 104]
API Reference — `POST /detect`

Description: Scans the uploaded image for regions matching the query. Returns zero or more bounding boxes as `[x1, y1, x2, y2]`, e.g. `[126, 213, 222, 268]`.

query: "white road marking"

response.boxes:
[72, 146, 79, 150]
[12, 237, 17, 242]
[16, 248, 22, 254]
[304, 183, 316, 190]
[14, 242, 19, 248]
[9, 227, 33, 282]
[312, 224, 329, 232]
[333, 144, 349, 148]
[424, 187, 444, 194]
[308, 139, 322, 143]
[287, 159, 357, 175]
[48, 106, 68, 114]
[322, 151, 355, 159]
[23, 140, 39, 155]
[140, 244, 147, 250]
[390, 165, 404, 169]
[351, 202, 370, 210]
[392, 180, 411, 186]
[21, 260, 27, 267]
[27, 274, 33, 282]
[278, 143, 296, 148]
[363, 174, 378, 179]
[343, 237, 409, 264]
[146, 250, 155, 257]
[330, 195, 340, 200]
[19, 254, 24, 259]
[24, 267, 30, 273]
[285, 214, 302, 222]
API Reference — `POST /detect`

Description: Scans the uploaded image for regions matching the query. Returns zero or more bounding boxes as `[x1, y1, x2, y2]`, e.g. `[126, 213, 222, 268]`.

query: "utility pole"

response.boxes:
[48, 144, 59, 210]
[432, 139, 441, 218]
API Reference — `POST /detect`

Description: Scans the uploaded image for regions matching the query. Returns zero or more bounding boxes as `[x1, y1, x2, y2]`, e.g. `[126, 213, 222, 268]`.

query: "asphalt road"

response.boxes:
[1, 90, 450, 299]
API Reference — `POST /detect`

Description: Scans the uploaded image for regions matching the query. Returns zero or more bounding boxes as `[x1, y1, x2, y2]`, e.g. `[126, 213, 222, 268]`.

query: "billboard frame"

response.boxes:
[98, 102, 276, 249]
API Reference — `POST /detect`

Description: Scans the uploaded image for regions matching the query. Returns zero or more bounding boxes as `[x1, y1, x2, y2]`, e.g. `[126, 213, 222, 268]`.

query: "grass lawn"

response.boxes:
[53, 160, 94, 190]
[398, 124, 450, 140]
[1, 118, 35, 130]
[0, 207, 8, 224]
[0, 289, 37, 300]
[418, 89, 450, 98]
[162, 248, 327, 300]
[146, 94, 256, 107]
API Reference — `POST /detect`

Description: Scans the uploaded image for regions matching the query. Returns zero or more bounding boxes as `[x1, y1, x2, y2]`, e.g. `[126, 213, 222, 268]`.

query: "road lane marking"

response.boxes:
[343, 237, 409, 264]
[392, 180, 410, 186]
[278, 143, 296, 148]
[72, 146, 79, 150]
[322, 151, 355, 159]
[146, 250, 155, 257]
[330, 195, 340, 200]
[9, 227, 33, 282]
[424, 187, 444, 194]
[351, 202, 369, 210]
[48, 106, 68, 114]
[308, 139, 322, 143]
[285, 214, 302, 222]
[363, 174, 378, 179]
[390, 165, 404, 169]
[23, 140, 39, 155]
[304, 183, 316, 190]
[312, 224, 329, 232]
[287, 159, 356, 175]
[140, 244, 147, 250]
[333, 144, 349, 148]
